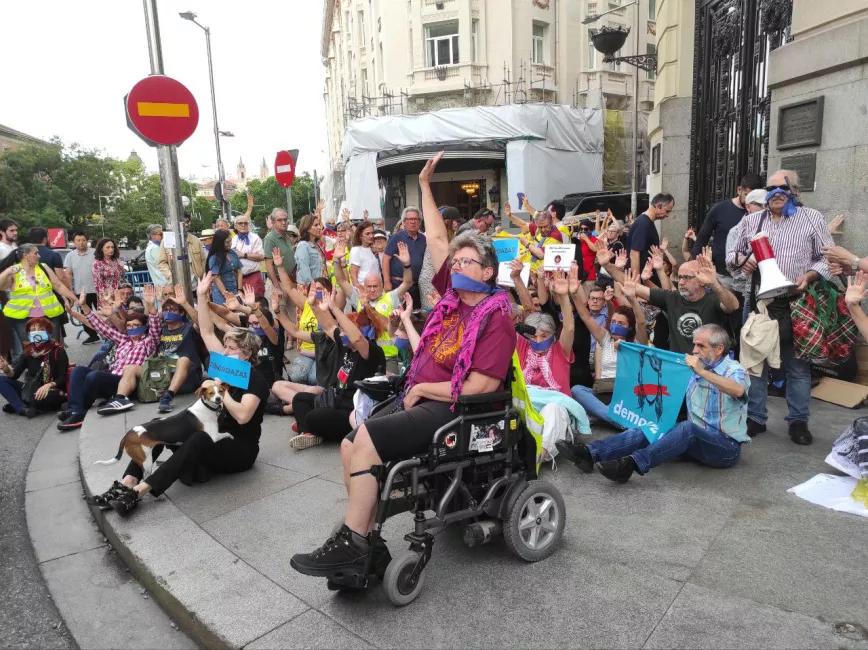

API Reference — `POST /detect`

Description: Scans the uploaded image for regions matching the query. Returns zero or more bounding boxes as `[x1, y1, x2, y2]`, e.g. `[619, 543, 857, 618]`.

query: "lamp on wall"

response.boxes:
[487, 183, 500, 206]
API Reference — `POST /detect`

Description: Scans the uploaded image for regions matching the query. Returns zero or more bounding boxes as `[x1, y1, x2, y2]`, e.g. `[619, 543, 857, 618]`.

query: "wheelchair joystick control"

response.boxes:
[462, 519, 502, 548]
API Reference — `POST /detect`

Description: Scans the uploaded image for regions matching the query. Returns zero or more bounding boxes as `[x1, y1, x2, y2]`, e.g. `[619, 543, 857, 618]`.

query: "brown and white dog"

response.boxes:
[95, 380, 233, 475]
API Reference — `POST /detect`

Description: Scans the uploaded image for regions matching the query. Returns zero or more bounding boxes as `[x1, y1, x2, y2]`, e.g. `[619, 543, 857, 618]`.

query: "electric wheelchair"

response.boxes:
[329, 369, 566, 606]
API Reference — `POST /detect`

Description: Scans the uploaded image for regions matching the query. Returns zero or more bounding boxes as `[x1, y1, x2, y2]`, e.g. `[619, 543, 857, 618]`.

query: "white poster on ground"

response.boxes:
[787, 473, 868, 518]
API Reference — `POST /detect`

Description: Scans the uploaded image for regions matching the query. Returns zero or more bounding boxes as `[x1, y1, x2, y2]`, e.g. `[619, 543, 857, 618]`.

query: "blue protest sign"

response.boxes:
[492, 237, 519, 263]
[607, 342, 692, 444]
[207, 352, 251, 389]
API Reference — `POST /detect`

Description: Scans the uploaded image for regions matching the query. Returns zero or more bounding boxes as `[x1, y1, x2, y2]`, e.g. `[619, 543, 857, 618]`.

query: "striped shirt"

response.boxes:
[726, 206, 833, 283]
[86, 311, 160, 375]
[686, 355, 750, 443]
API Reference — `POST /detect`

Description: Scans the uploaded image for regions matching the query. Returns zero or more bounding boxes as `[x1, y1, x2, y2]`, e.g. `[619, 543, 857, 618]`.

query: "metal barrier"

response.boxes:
[124, 270, 152, 296]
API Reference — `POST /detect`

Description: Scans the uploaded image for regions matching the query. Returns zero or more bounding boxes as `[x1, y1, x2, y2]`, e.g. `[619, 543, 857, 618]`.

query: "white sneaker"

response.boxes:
[289, 434, 323, 450]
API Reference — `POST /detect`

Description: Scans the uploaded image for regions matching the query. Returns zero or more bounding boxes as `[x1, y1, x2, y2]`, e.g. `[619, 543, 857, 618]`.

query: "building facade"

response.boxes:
[321, 0, 655, 221]
[648, 0, 868, 253]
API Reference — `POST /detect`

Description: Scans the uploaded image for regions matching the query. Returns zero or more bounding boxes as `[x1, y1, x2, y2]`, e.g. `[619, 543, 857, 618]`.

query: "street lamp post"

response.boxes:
[180, 11, 231, 223]
[584, 1, 656, 221]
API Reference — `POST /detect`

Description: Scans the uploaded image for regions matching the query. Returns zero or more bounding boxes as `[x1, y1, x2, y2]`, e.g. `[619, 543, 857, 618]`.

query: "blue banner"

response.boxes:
[207, 352, 251, 389]
[607, 342, 692, 443]
[492, 237, 519, 263]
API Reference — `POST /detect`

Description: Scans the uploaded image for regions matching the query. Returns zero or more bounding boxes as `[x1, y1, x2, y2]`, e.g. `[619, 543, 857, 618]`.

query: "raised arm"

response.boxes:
[331, 239, 355, 299]
[696, 252, 739, 313]
[271, 247, 307, 310]
[508, 259, 534, 313]
[552, 266, 575, 355]
[419, 152, 449, 271]
[195, 273, 224, 353]
[618, 269, 649, 345]
[845, 272, 868, 340]
[392, 241, 414, 298]
[396, 293, 421, 353]
[504, 201, 530, 232]
[243, 286, 278, 345]
[570, 278, 607, 344]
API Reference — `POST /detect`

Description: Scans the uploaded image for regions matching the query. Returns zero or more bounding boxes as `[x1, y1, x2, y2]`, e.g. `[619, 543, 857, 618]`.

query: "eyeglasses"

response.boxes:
[677, 274, 695, 281]
[451, 256, 484, 270]
[235, 220, 249, 225]
[765, 184, 790, 193]
[273, 218, 288, 222]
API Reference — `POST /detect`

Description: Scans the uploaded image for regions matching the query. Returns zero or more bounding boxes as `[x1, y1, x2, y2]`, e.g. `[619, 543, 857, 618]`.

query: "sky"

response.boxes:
[1, 0, 329, 182]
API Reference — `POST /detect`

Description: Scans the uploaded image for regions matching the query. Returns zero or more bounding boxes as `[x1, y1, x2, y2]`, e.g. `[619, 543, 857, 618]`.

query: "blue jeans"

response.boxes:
[288, 354, 317, 385]
[68, 366, 120, 416]
[587, 421, 742, 474]
[0, 375, 25, 412]
[570, 385, 620, 427]
[746, 334, 810, 425]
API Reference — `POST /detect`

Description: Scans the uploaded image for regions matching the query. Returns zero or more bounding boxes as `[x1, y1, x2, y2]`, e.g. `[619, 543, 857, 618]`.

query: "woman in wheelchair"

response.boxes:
[290, 229, 516, 580]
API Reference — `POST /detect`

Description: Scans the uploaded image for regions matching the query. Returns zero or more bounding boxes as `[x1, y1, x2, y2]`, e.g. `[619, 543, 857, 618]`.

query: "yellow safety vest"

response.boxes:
[298, 302, 318, 355]
[3, 265, 64, 320]
[509, 352, 545, 471]
[358, 292, 398, 358]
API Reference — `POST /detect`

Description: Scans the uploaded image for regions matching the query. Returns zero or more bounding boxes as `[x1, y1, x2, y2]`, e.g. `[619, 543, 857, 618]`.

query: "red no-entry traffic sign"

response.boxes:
[274, 149, 298, 188]
[125, 75, 199, 147]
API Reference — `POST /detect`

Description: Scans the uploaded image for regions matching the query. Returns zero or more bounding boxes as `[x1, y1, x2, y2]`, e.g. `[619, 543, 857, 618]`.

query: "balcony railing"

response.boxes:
[424, 65, 460, 81]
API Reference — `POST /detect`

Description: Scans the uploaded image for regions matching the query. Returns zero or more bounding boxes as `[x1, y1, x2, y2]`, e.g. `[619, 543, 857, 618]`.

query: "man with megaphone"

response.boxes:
[727, 169, 834, 446]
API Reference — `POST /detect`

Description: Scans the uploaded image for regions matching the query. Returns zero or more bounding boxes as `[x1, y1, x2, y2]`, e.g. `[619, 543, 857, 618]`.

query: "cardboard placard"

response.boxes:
[492, 237, 519, 263]
[207, 352, 251, 389]
[810, 377, 868, 408]
[162, 231, 176, 249]
[542, 244, 575, 272]
[497, 262, 530, 288]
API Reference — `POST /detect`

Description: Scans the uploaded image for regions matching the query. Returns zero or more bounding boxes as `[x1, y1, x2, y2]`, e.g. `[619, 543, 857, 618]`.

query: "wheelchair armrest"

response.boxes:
[456, 390, 512, 407]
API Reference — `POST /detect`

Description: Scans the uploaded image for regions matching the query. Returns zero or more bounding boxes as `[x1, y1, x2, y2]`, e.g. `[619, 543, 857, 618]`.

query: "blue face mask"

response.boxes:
[360, 325, 375, 339]
[127, 325, 147, 337]
[150, 237, 162, 245]
[252, 326, 266, 337]
[395, 337, 410, 350]
[28, 330, 49, 344]
[163, 312, 185, 322]
[340, 335, 351, 346]
[765, 188, 798, 217]
[609, 322, 633, 338]
[451, 272, 497, 295]
[530, 336, 555, 353]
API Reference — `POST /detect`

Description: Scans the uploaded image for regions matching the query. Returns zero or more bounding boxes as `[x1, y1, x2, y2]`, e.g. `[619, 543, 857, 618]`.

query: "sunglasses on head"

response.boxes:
[765, 184, 790, 193]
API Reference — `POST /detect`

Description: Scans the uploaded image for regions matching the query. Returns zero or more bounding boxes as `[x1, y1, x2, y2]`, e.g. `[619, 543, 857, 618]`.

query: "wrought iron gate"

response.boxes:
[688, 0, 792, 226]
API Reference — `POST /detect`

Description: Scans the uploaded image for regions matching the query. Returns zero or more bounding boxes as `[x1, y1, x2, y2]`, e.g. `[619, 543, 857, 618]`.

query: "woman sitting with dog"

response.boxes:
[93, 273, 270, 516]
[291, 152, 515, 579]
[0, 316, 68, 417]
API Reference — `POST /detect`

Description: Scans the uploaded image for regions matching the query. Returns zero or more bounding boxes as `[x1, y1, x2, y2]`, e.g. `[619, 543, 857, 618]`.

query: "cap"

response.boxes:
[373, 229, 387, 240]
[745, 189, 766, 205]
[439, 206, 462, 221]
[579, 218, 594, 229]
[199, 228, 215, 238]
[287, 225, 300, 236]
[118, 281, 133, 289]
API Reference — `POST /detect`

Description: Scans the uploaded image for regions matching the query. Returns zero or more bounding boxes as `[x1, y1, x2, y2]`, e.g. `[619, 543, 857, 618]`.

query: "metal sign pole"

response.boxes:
[142, 0, 192, 302]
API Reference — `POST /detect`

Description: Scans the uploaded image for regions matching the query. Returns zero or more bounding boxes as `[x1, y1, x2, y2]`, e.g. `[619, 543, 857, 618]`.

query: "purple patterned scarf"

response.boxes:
[406, 286, 512, 407]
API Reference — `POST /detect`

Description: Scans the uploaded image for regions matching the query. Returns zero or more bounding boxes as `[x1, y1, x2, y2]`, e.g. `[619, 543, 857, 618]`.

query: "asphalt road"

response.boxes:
[0, 332, 91, 649]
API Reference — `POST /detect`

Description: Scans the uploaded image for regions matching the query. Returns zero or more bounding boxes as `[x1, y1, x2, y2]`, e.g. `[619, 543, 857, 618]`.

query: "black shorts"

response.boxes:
[349, 400, 456, 462]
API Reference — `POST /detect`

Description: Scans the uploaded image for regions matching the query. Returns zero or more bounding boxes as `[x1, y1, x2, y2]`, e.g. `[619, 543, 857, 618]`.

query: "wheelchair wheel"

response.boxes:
[503, 479, 565, 562]
[382, 550, 425, 606]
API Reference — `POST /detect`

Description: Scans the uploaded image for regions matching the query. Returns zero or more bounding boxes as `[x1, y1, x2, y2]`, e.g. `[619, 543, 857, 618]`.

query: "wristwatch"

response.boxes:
[852, 257, 860, 274]
[402, 263, 411, 269]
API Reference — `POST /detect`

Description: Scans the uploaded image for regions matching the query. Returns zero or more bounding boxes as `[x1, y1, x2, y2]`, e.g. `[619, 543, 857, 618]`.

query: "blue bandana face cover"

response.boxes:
[252, 326, 266, 337]
[765, 188, 797, 217]
[530, 335, 555, 353]
[609, 322, 632, 338]
[163, 311, 185, 322]
[451, 272, 497, 295]
[127, 325, 147, 337]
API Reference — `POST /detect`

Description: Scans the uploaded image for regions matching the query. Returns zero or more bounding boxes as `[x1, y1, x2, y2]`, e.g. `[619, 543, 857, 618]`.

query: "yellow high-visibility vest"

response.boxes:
[3, 265, 64, 320]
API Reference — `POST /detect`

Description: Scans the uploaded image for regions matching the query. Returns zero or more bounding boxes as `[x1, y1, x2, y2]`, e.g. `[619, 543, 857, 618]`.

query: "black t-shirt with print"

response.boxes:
[649, 288, 726, 354]
[218, 367, 270, 445]
[332, 328, 385, 398]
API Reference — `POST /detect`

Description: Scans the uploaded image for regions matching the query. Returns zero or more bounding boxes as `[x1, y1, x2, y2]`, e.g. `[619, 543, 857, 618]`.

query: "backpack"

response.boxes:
[136, 356, 174, 403]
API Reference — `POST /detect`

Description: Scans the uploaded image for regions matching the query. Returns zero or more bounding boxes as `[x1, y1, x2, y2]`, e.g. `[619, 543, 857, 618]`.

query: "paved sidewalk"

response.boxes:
[79, 395, 868, 649]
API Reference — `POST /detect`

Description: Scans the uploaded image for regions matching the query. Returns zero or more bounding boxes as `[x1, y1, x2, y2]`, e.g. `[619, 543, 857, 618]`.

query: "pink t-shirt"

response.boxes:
[25, 272, 45, 317]
[517, 336, 574, 396]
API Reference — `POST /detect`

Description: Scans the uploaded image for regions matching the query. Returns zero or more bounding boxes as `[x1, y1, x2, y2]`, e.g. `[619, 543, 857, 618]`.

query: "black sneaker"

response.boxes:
[87, 481, 128, 511]
[108, 484, 140, 516]
[57, 409, 70, 421]
[788, 421, 813, 446]
[596, 456, 637, 483]
[158, 392, 174, 413]
[97, 396, 134, 415]
[83, 334, 101, 345]
[746, 419, 766, 437]
[290, 525, 370, 578]
[555, 440, 594, 473]
[371, 535, 391, 577]
[2, 403, 19, 415]
[24, 406, 38, 419]
[58, 413, 85, 431]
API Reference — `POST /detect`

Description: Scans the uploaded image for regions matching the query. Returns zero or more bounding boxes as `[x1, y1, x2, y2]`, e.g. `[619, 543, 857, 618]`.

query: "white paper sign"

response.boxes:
[497, 262, 530, 288]
[543, 244, 575, 271]
[162, 231, 177, 249]
[787, 473, 868, 518]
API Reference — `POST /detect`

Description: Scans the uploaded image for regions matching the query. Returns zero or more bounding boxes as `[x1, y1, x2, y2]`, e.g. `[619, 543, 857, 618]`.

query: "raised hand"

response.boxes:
[568, 261, 580, 295]
[270, 291, 280, 314]
[246, 191, 254, 211]
[363, 209, 369, 221]
[828, 214, 845, 235]
[695, 254, 717, 286]
[551, 270, 570, 296]
[197, 272, 214, 298]
[503, 201, 512, 218]
[142, 284, 156, 306]
[173, 284, 187, 305]
[596, 242, 613, 266]
[641, 258, 654, 282]
[603, 285, 615, 303]
[846, 271, 868, 306]
[684, 228, 697, 242]
[419, 151, 445, 184]
[396, 241, 411, 267]
[508, 258, 524, 278]
[333, 239, 347, 260]
[701, 246, 713, 263]
[224, 293, 241, 312]
[398, 292, 414, 320]
[650, 245, 665, 270]
[271, 247, 283, 268]
[242, 285, 256, 307]
[426, 289, 441, 308]
[614, 249, 628, 270]
[660, 237, 670, 252]
[621, 269, 641, 298]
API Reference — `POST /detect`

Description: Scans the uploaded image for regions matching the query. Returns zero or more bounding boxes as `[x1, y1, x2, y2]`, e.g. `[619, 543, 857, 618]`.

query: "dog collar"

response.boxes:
[200, 400, 222, 412]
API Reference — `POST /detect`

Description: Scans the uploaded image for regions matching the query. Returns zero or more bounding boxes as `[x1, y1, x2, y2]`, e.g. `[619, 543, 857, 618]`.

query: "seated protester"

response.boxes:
[88, 292, 145, 373]
[94, 273, 270, 516]
[558, 324, 750, 483]
[570, 270, 647, 427]
[285, 277, 334, 386]
[206, 229, 242, 306]
[332, 237, 414, 374]
[155, 286, 204, 413]
[0, 317, 68, 417]
[289, 291, 385, 449]
[242, 291, 282, 386]
[604, 251, 738, 354]
[58, 285, 160, 430]
[515, 264, 589, 461]
[291, 152, 515, 579]
[386, 293, 426, 375]
[519, 205, 565, 274]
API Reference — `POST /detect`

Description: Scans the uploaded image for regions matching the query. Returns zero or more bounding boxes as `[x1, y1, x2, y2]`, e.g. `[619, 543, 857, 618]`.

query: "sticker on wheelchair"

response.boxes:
[468, 420, 505, 453]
